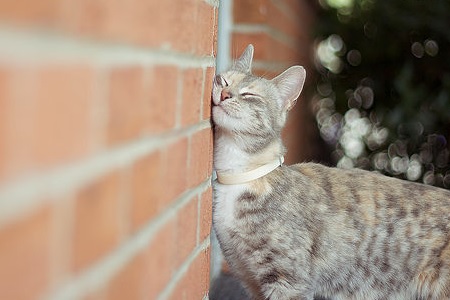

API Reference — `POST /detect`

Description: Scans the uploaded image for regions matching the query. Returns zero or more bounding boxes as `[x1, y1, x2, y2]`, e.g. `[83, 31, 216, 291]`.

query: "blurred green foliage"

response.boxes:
[313, 0, 450, 188]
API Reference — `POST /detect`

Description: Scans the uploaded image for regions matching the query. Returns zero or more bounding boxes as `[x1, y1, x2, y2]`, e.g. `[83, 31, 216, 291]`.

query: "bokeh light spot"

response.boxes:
[347, 49, 362, 66]
[424, 39, 439, 56]
[411, 42, 424, 58]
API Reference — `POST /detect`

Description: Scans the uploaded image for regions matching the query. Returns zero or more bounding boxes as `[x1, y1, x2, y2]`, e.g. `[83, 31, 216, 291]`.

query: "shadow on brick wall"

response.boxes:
[209, 272, 250, 300]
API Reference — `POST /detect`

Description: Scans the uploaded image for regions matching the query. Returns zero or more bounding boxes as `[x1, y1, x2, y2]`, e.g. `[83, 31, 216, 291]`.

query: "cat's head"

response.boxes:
[212, 45, 306, 149]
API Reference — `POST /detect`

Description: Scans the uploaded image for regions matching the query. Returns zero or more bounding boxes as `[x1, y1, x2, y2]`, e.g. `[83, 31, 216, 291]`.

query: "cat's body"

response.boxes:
[212, 45, 450, 300]
[214, 163, 450, 299]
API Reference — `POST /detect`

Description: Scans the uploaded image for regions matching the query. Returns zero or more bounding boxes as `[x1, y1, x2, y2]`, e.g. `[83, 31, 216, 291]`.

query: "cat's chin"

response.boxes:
[212, 105, 239, 131]
[211, 106, 228, 127]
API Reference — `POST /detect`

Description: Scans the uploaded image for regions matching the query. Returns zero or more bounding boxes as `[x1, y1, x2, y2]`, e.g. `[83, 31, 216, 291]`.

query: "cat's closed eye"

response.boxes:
[240, 92, 261, 100]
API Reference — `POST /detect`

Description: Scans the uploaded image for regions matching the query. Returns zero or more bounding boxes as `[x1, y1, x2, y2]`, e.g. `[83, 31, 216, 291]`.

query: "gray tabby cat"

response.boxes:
[212, 44, 450, 300]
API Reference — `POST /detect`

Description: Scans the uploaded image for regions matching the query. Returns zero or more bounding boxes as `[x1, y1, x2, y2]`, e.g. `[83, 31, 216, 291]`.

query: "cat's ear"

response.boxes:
[272, 66, 306, 111]
[233, 44, 254, 73]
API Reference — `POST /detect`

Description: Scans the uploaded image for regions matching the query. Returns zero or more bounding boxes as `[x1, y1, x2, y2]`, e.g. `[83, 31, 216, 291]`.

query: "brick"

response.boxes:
[232, 33, 269, 61]
[266, 2, 306, 42]
[147, 219, 177, 299]
[148, 66, 178, 134]
[145, 0, 183, 50]
[164, 138, 188, 203]
[107, 66, 148, 146]
[33, 65, 94, 167]
[188, 128, 213, 188]
[148, 0, 216, 55]
[233, 0, 268, 24]
[62, 0, 216, 55]
[202, 67, 215, 120]
[62, 0, 154, 48]
[0, 206, 52, 300]
[72, 171, 123, 271]
[176, 197, 198, 266]
[60, 0, 130, 44]
[170, 0, 197, 53]
[181, 68, 204, 127]
[283, 0, 314, 23]
[199, 187, 212, 243]
[195, 2, 217, 55]
[0, 0, 60, 26]
[232, 32, 304, 64]
[0, 67, 36, 181]
[233, 0, 310, 43]
[130, 151, 164, 232]
[169, 246, 210, 300]
[105, 252, 147, 300]
[136, 1, 183, 48]
[167, 0, 202, 54]
[212, 7, 219, 58]
[0, 66, 94, 181]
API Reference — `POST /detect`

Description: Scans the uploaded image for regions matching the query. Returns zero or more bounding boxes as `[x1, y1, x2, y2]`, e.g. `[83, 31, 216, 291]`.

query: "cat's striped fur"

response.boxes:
[212, 45, 450, 300]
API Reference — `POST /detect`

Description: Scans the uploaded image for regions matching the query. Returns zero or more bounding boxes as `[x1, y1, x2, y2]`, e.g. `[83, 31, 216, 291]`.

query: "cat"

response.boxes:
[211, 44, 450, 300]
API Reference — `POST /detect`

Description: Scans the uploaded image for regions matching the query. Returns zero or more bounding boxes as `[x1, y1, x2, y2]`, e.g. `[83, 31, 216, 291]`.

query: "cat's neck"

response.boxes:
[213, 129, 285, 175]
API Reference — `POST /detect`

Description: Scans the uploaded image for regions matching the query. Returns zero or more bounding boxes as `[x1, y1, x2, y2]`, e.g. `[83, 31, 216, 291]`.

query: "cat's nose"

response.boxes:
[221, 90, 232, 101]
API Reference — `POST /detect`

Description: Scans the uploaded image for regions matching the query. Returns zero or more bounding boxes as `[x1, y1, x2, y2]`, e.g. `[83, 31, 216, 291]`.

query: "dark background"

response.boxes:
[312, 0, 450, 189]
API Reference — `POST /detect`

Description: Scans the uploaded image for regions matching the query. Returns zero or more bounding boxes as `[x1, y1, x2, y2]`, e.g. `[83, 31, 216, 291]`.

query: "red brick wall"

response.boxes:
[0, 0, 217, 299]
[231, 0, 318, 163]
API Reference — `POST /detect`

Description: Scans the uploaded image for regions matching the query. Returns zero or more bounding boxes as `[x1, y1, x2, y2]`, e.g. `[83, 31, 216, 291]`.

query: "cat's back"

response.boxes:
[288, 163, 450, 299]
[292, 162, 450, 210]
[291, 162, 450, 246]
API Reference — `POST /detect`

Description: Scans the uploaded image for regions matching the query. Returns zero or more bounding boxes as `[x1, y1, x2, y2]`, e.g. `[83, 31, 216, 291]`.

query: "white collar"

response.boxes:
[216, 156, 284, 185]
